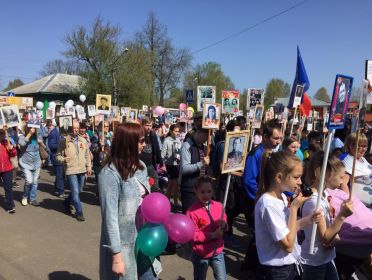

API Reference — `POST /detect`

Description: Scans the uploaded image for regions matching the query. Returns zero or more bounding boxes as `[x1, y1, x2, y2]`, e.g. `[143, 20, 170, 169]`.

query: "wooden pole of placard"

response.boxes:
[309, 129, 335, 254]
[101, 114, 105, 152]
[207, 129, 212, 157]
[348, 129, 360, 199]
[220, 173, 232, 220]
[249, 126, 255, 152]
[290, 106, 298, 136]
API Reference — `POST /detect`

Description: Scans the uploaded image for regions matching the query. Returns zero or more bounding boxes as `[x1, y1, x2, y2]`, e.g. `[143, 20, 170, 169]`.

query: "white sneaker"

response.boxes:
[21, 197, 28, 206]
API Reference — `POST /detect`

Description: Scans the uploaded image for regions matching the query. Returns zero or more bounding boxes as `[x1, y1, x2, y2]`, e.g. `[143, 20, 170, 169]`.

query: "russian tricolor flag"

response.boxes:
[288, 46, 312, 116]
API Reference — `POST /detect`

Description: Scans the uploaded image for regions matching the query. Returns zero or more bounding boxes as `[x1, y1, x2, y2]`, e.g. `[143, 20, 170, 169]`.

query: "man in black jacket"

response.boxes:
[140, 118, 163, 192]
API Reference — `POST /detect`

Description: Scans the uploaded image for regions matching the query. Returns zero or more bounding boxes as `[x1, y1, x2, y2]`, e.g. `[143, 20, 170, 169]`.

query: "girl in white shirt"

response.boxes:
[255, 151, 320, 280]
[300, 152, 353, 280]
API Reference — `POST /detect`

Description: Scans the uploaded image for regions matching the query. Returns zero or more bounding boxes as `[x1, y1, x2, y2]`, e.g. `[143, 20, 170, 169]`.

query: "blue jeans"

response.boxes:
[192, 252, 227, 280]
[23, 168, 40, 202]
[256, 263, 296, 280]
[302, 261, 339, 280]
[66, 173, 85, 215]
[53, 165, 65, 194]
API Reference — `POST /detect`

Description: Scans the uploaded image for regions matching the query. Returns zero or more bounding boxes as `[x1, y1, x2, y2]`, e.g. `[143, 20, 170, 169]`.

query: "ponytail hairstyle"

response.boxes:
[256, 150, 302, 201]
[306, 151, 345, 186]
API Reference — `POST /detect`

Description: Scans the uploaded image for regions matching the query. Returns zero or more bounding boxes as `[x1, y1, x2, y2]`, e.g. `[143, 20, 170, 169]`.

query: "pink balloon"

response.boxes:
[164, 214, 195, 244]
[141, 193, 170, 223]
[153, 106, 165, 116]
[179, 103, 187, 111]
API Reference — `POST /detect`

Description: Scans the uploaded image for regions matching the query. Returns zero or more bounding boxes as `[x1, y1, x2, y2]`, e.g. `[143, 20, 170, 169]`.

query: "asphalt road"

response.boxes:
[0, 168, 250, 280]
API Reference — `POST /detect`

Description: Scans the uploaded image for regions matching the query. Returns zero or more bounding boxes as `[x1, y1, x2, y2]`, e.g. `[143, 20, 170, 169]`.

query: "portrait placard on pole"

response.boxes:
[328, 74, 353, 130]
[197, 86, 216, 112]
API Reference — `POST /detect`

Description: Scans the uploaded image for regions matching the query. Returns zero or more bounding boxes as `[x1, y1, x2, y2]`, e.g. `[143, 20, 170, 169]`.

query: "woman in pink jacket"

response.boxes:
[0, 127, 17, 213]
[187, 176, 228, 280]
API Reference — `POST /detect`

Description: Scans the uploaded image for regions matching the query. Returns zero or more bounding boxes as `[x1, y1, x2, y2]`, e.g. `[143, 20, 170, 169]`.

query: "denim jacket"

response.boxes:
[99, 161, 151, 280]
[18, 133, 42, 170]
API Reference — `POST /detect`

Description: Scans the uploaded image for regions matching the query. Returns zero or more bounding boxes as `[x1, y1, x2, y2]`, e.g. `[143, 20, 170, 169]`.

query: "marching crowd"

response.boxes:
[0, 110, 372, 280]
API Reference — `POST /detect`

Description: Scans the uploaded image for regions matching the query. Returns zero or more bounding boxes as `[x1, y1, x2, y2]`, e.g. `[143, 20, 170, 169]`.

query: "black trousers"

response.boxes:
[0, 170, 14, 210]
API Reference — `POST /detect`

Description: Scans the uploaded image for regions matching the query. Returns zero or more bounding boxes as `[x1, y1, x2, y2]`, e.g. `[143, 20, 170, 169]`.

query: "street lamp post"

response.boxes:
[110, 47, 129, 106]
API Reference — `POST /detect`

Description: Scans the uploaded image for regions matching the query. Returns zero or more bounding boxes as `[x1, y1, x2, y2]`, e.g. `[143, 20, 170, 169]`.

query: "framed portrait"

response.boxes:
[111, 106, 119, 117]
[142, 105, 149, 112]
[202, 102, 221, 129]
[179, 109, 188, 123]
[1, 105, 20, 128]
[197, 86, 216, 112]
[75, 105, 86, 120]
[247, 88, 265, 110]
[222, 90, 240, 114]
[357, 79, 369, 130]
[328, 74, 353, 130]
[58, 115, 73, 135]
[129, 109, 138, 121]
[96, 94, 112, 115]
[59, 107, 67, 116]
[67, 106, 75, 118]
[120, 107, 131, 118]
[365, 60, 372, 104]
[27, 109, 42, 128]
[293, 84, 305, 107]
[221, 130, 249, 174]
[87, 105, 96, 117]
[46, 108, 55, 120]
[253, 105, 264, 129]
[164, 112, 174, 124]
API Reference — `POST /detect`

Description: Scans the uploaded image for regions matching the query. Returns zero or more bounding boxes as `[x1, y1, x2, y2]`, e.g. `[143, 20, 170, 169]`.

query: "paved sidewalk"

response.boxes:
[0, 168, 249, 279]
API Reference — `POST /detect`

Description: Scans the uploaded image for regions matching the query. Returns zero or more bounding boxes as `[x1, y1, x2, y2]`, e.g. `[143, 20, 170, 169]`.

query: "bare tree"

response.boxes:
[136, 12, 192, 106]
[39, 59, 83, 77]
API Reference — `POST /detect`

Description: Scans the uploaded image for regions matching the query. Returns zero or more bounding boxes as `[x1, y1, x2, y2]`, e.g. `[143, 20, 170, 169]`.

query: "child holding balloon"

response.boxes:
[300, 152, 353, 280]
[186, 176, 228, 280]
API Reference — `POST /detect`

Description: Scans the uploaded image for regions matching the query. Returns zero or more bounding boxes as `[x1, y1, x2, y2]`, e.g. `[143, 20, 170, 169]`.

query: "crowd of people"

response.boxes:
[0, 109, 371, 280]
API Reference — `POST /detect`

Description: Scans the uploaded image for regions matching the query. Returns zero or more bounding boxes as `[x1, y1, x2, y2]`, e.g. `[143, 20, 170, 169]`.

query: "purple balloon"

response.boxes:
[141, 193, 171, 224]
[164, 214, 195, 244]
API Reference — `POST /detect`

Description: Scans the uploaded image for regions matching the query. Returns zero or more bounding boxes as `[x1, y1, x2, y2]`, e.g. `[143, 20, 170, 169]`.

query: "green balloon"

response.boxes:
[136, 223, 168, 257]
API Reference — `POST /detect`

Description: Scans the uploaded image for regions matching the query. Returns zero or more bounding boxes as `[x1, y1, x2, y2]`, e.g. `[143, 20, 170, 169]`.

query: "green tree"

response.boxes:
[135, 12, 192, 106]
[183, 62, 235, 109]
[314, 87, 330, 102]
[62, 16, 121, 102]
[239, 88, 248, 114]
[264, 78, 290, 109]
[2, 78, 24, 91]
[115, 42, 153, 107]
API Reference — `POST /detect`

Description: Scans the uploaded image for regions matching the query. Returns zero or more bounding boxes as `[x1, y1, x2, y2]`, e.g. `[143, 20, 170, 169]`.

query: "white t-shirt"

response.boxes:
[255, 193, 301, 266]
[343, 155, 372, 207]
[300, 192, 336, 266]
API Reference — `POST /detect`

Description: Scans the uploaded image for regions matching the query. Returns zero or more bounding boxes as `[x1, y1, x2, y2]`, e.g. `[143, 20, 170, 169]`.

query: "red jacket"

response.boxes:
[187, 200, 227, 259]
[0, 140, 16, 173]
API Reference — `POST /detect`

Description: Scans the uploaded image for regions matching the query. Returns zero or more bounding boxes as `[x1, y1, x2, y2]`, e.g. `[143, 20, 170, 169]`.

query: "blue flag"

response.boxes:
[288, 46, 310, 109]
